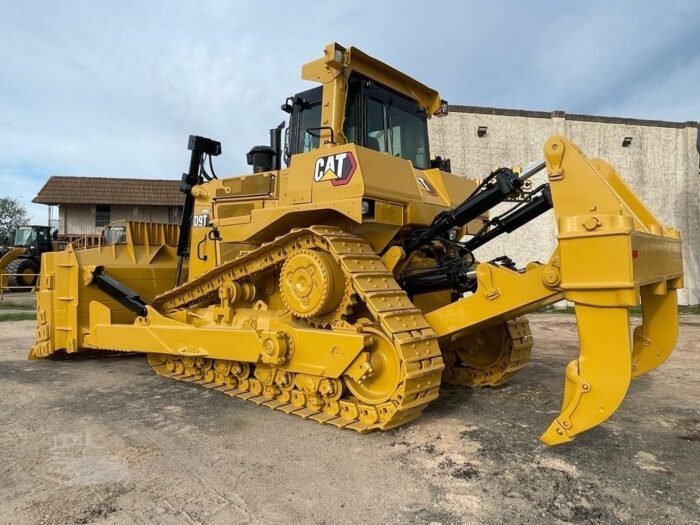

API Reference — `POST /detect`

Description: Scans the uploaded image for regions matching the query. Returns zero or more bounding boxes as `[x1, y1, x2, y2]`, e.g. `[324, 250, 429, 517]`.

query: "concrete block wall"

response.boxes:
[429, 108, 699, 305]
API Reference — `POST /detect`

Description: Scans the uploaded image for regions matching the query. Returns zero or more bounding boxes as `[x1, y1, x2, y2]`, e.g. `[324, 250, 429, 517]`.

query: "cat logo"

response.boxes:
[313, 151, 357, 186]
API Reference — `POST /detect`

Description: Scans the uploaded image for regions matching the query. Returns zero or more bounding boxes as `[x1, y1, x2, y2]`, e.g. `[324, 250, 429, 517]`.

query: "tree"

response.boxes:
[0, 197, 31, 245]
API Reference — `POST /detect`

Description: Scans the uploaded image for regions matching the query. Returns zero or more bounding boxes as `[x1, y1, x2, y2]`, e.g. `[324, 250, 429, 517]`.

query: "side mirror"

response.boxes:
[281, 97, 294, 114]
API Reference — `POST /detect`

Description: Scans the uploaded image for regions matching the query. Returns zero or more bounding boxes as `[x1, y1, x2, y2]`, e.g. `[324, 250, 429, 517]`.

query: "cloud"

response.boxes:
[1, 1, 698, 221]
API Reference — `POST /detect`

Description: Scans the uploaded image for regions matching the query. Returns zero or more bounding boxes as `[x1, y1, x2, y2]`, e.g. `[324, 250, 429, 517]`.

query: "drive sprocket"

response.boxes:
[279, 247, 355, 327]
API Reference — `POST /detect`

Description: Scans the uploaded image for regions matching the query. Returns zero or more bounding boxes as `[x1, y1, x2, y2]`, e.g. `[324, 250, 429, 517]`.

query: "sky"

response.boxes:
[2, 1, 699, 223]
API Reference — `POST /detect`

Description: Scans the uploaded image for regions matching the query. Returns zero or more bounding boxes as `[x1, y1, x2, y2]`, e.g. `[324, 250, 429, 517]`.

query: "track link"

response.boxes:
[149, 226, 444, 431]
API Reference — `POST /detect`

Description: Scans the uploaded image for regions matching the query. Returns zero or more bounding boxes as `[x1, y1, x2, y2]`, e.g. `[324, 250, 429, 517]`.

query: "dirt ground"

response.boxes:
[0, 313, 697, 525]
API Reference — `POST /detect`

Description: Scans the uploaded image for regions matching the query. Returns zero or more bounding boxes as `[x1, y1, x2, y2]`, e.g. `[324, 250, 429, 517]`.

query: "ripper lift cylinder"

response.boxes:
[464, 186, 553, 251]
[402, 161, 546, 255]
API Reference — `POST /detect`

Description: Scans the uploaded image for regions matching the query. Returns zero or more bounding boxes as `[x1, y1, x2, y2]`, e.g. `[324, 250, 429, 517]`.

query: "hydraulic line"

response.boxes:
[402, 161, 547, 254]
[403, 167, 523, 253]
[464, 186, 553, 251]
[400, 162, 550, 296]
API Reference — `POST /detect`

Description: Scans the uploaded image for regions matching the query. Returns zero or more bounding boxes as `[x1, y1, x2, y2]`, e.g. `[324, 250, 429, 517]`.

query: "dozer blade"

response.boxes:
[540, 305, 632, 445]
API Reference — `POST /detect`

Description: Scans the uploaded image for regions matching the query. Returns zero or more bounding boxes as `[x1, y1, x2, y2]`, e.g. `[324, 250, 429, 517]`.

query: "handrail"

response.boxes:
[0, 273, 37, 299]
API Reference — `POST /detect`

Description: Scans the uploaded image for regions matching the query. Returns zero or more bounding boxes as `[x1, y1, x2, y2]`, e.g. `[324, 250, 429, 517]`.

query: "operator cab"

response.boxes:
[283, 74, 434, 170]
[13, 225, 52, 255]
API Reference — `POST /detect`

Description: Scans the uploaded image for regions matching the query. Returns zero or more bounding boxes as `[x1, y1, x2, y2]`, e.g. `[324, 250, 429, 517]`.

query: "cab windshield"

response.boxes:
[14, 227, 36, 247]
[344, 75, 430, 169]
[364, 99, 429, 168]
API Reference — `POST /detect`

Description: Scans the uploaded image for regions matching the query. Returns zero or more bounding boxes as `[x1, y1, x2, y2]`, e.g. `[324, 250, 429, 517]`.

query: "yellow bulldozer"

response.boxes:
[30, 43, 683, 445]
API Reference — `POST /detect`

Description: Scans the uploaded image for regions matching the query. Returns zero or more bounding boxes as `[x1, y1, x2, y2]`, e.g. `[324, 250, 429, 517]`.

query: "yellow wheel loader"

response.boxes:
[1, 225, 62, 291]
[30, 43, 683, 445]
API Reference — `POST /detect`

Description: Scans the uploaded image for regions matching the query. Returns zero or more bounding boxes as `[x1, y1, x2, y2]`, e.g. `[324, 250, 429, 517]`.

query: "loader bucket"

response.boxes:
[0, 247, 25, 271]
[0, 247, 27, 292]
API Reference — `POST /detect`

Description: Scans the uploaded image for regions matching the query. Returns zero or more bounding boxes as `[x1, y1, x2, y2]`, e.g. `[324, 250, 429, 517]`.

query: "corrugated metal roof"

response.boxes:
[33, 176, 183, 206]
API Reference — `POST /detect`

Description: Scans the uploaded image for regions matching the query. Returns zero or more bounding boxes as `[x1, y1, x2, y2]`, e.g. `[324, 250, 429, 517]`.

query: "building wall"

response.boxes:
[58, 204, 182, 235]
[429, 110, 699, 305]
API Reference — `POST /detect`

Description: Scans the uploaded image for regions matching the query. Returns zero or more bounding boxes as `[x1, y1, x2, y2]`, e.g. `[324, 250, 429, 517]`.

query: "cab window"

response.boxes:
[342, 74, 431, 169]
[285, 86, 323, 160]
[387, 104, 428, 169]
[15, 227, 36, 246]
[298, 103, 321, 153]
[287, 76, 431, 170]
[366, 98, 387, 152]
[343, 80, 360, 144]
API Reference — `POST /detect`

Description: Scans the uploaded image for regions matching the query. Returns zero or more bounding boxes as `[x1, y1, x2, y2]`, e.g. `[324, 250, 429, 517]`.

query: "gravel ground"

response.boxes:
[0, 313, 697, 524]
[0, 292, 35, 308]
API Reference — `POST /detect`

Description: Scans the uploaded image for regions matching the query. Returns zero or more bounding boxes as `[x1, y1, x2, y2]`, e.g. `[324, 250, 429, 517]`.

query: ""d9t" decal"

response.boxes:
[193, 211, 210, 227]
[313, 151, 357, 186]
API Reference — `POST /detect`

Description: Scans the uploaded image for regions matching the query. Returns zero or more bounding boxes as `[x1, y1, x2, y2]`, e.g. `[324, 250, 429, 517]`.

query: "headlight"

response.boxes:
[361, 199, 371, 216]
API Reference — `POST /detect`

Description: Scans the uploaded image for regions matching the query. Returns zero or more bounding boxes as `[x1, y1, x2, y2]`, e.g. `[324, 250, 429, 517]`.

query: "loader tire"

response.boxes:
[6, 258, 39, 291]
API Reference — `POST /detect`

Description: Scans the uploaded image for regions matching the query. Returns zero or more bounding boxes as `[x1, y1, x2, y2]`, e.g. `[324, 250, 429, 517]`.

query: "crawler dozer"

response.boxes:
[30, 43, 683, 445]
